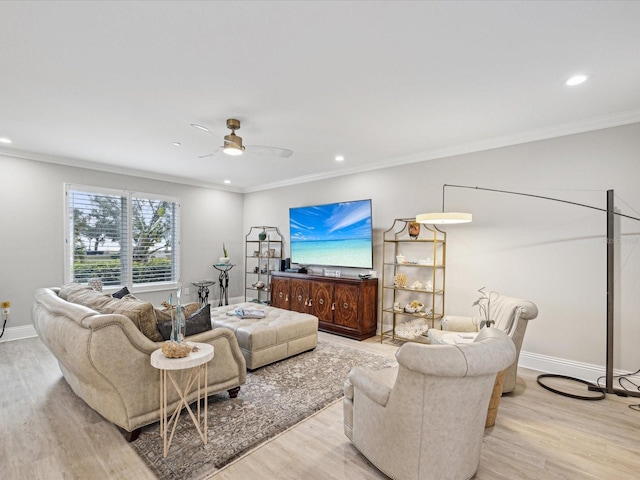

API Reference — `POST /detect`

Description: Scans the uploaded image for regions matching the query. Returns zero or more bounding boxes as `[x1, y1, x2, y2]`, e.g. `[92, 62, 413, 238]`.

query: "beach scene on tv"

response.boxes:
[290, 199, 373, 269]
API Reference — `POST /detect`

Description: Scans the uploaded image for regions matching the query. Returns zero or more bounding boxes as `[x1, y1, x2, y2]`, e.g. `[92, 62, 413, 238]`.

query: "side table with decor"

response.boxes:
[150, 342, 215, 457]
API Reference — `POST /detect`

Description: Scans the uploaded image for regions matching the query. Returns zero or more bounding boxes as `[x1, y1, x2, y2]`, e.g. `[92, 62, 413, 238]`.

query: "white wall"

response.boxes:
[3, 123, 639, 380]
[0, 155, 244, 336]
[244, 123, 640, 377]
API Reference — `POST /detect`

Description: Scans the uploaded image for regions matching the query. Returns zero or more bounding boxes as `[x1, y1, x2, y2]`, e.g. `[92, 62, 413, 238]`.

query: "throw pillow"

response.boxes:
[99, 295, 163, 342]
[154, 302, 200, 323]
[111, 286, 130, 299]
[157, 304, 212, 341]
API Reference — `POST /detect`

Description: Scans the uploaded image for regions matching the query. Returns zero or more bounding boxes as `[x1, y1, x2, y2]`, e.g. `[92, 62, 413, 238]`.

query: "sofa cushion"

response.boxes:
[59, 283, 162, 342]
[156, 304, 212, 341]
[99, 296, 163, 342]
[154, 302, 200, 323]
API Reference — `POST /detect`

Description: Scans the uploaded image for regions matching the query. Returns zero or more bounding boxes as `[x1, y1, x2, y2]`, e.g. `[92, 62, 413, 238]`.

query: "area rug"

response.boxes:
[130, 339, 396, 480]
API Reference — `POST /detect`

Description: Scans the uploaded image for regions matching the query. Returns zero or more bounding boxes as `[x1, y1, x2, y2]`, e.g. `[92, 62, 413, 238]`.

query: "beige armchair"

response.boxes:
[427, 294, 538, 393]
[344, 328, 516, 480]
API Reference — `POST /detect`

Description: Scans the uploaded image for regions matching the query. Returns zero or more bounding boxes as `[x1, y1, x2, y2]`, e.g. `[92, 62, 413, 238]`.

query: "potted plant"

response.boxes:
[472, 287, 499, 328]
[219, 243, 230, 264]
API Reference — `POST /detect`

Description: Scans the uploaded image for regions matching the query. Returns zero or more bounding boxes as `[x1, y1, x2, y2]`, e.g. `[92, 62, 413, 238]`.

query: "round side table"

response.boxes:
[150, 342, 214, 457]
[192, 280, 215, 307]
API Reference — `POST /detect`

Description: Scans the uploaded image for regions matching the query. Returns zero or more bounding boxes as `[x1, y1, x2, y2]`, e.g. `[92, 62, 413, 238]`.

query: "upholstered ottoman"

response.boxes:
[210, 302, 318, 369]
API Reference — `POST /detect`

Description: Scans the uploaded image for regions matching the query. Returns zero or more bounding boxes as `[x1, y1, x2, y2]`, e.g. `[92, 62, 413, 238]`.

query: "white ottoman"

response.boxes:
[210, 302, 319, 369]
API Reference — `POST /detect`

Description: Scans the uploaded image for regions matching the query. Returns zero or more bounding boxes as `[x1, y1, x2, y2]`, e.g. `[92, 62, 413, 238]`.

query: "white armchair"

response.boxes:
[427, 294, 538, 393]
[343, 327, 516, 480]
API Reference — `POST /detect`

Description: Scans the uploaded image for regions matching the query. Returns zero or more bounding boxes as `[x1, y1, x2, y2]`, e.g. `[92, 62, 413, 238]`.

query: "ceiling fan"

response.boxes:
[191, 118, 294, 159]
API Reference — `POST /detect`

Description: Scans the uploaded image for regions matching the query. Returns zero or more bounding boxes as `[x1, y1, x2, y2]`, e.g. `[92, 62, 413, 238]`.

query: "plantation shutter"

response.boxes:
[67, 187, 128, 287]
[65, 184, 180, 289]
[131, 195, 180, 285]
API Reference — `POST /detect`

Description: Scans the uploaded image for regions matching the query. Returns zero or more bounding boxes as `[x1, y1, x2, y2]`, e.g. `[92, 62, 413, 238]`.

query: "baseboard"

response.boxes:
[519, 350, 640, 387]
[0, 324, 38, 343]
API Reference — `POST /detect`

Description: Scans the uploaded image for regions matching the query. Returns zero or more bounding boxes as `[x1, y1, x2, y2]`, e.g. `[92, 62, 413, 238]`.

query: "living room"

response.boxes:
[2, 2, 640, 479]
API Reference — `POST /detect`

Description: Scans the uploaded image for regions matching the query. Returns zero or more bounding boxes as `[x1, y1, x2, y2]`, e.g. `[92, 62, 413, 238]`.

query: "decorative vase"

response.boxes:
[170, 290, 186, 343]
[258, 231, 267, 241]
[408, 221, 420, 239]
[219, 257, 230, 264]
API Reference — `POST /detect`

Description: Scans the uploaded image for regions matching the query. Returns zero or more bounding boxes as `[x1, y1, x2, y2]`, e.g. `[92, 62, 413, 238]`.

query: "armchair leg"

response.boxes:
[228, 386, 241, 398]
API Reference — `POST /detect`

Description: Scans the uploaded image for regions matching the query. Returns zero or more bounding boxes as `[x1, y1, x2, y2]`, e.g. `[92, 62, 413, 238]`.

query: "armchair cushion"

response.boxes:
[428, 293, 538, 394]
[348, 365, 396, 407]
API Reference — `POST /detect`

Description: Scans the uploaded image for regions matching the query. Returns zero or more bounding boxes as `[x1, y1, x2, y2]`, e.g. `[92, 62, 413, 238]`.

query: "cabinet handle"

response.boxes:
[297, 294, 303, 302]
[331, 303, 335, 311]
[319, 299, 324, 305]
[343, 302, 349, 309]
[285, 294, 289, 302]
[278, 292, 283, 298]
[308, 299, 313, 307]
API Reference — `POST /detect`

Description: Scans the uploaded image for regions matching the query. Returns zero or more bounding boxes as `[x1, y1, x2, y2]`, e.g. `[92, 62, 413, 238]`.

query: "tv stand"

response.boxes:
[270, 271, 378, 340]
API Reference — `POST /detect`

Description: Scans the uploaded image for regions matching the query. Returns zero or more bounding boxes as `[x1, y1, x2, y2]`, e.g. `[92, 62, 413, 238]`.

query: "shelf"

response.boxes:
[382, 286, 444, 294]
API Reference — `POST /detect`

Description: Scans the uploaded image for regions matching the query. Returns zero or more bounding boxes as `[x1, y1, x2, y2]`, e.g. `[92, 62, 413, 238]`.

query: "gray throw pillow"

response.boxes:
[111, 286, 130, 299]
[157, 304, 212, 341]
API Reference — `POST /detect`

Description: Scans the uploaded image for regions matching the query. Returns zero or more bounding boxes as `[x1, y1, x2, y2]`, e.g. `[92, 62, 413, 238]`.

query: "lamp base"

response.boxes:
[536, 374, 605, 401]
[587, 384, 640, 398]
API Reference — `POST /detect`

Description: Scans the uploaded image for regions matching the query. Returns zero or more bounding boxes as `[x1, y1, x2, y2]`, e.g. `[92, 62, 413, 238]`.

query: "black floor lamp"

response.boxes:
[418, 184, 640, 400]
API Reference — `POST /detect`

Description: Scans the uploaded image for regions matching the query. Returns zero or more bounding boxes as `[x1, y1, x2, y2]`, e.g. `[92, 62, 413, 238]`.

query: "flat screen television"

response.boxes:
[289, 199, 373, 269]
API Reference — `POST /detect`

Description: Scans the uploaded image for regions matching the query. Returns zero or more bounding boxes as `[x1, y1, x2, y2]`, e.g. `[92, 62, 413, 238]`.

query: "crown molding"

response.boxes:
[246, 110, 640, 193]
[0, 147, 243, 193]
[4, 110, 640, 195]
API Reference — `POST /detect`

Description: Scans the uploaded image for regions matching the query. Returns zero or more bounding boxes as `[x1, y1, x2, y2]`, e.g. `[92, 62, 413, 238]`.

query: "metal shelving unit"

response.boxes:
[244, 226, 283, 304]
[380, 218, 446, 343]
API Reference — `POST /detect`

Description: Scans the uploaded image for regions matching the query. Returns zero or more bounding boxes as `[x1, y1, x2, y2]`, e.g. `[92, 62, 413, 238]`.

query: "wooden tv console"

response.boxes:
[270, 271, 378, 341]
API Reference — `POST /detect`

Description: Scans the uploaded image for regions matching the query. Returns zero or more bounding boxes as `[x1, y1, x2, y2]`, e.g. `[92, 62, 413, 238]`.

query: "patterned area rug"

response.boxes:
[130, 339, 396, 480]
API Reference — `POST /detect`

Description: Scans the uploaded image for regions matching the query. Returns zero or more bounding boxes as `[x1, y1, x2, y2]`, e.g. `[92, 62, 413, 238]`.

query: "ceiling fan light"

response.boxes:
[223, 134, 244, 156]
[416, 212, 473, 224]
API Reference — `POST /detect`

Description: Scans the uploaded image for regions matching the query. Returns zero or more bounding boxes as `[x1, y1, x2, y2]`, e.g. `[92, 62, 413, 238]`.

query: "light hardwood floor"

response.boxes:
[2, 332, 639, 479]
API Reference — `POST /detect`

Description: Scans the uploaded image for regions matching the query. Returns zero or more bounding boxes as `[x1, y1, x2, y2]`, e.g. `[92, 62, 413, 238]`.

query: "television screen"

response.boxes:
[289, 199, 373, 269]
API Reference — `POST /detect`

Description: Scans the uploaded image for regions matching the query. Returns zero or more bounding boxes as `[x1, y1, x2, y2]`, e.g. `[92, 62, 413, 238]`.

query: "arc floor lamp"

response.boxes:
[417, 184, 640, 400]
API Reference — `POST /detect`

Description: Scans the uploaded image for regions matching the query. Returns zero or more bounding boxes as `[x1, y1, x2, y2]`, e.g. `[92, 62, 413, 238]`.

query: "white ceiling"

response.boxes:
[1, 1, 640, 193]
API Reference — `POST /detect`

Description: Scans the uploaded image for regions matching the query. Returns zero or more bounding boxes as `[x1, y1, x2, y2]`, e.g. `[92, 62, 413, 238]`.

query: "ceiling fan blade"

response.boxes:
[191, 123, 220, 138]
[198, 146, 222, 159]
[245, 145, 294, 158]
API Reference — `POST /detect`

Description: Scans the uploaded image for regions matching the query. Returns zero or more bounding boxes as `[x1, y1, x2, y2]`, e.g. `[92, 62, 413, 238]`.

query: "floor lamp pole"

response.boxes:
[440, 185, 640, 399]
[606, 189, 614, 393]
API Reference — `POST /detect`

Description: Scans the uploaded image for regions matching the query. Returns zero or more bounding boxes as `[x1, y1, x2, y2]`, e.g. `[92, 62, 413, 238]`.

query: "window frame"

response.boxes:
[64, 183, 181, 293]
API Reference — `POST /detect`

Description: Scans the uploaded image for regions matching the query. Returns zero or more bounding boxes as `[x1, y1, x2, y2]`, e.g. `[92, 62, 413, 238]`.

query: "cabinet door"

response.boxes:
[271, 277, 290, 309]
[332, 283, 359, 329]
[290, 279, 310, 313]
[310, 280, 333, 323]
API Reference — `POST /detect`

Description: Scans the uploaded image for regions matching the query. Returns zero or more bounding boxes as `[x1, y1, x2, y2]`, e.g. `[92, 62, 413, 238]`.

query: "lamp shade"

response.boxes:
[416, 212, 472, 224]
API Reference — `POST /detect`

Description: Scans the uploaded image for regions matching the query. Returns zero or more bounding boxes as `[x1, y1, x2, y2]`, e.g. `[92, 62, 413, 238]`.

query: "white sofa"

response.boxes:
[32, 286, 247, 439]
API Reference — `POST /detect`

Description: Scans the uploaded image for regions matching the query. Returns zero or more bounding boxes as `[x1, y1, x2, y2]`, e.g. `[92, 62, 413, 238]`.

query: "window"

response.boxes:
[65, 184, 180, 291]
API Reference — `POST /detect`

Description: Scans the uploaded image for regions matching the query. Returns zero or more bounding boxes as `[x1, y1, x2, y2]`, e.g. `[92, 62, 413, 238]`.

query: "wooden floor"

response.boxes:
[1, 332, 639, 480]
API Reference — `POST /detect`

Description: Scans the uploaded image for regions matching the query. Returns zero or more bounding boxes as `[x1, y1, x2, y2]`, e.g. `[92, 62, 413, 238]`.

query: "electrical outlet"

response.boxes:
[1, 301, 10, 323]
[184, 287, 190, 295]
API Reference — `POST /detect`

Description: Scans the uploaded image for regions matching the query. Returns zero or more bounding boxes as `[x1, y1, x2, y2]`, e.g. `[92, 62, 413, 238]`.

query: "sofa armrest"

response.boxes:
[348, 366, 392, 407]
[441, 315, 480, 332]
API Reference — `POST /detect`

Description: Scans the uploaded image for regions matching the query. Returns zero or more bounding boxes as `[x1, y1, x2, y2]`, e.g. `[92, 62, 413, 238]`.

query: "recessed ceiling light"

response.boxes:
[566, 74, 588, 86]
[172, 142, 182, 147]
[224, 179, 231, 184]
[335, 155, 345, 162]
[0, 137, 12, 144]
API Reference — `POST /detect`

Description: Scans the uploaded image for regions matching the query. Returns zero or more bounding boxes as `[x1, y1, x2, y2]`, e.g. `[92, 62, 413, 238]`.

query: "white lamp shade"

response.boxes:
[416, 212, 472, 224]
